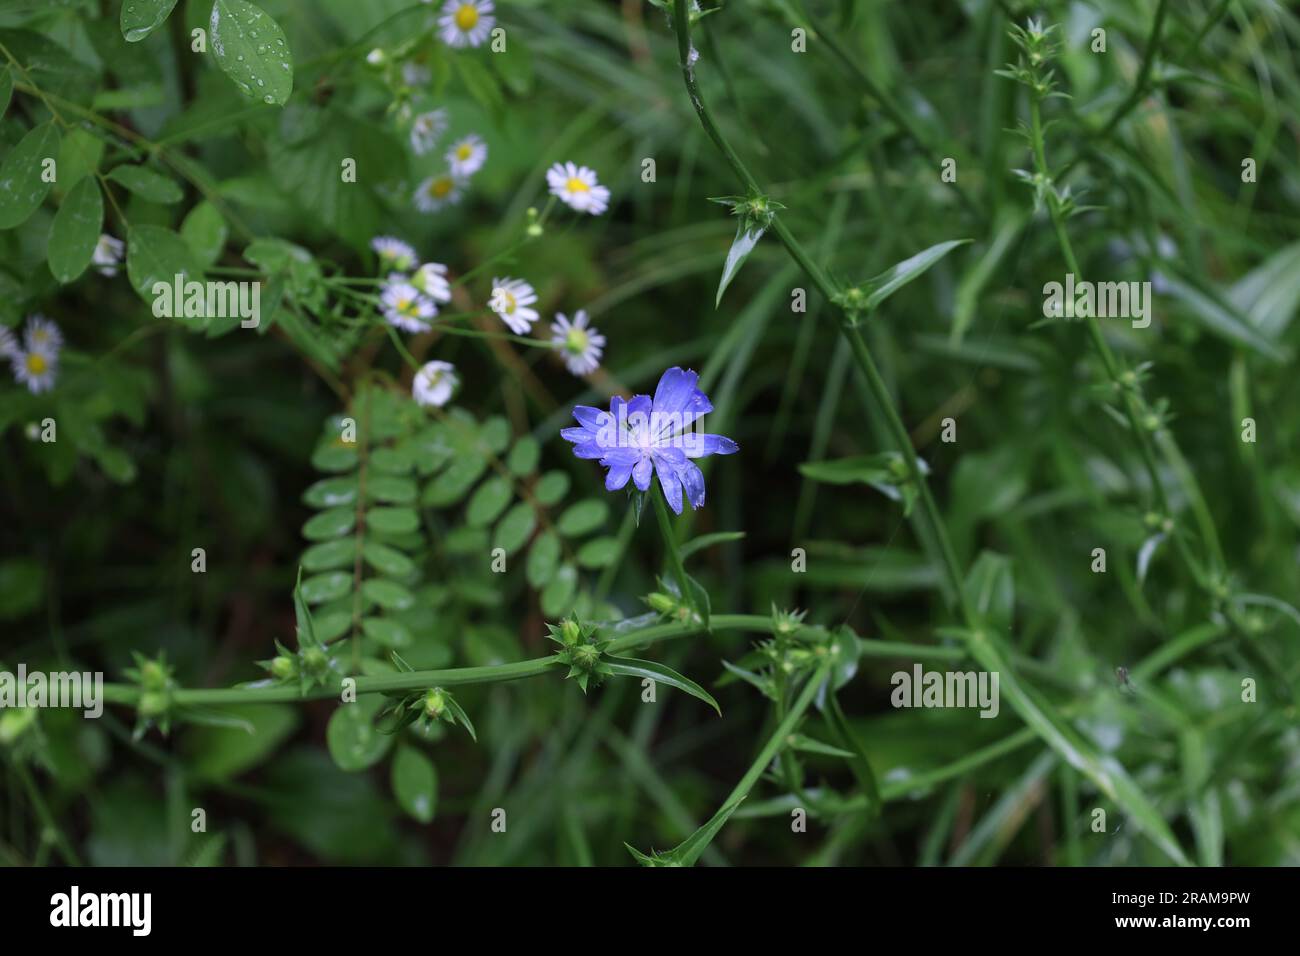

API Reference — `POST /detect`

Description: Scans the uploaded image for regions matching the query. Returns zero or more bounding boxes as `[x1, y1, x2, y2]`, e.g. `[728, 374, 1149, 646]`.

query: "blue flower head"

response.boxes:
[561, 367, 739, 514]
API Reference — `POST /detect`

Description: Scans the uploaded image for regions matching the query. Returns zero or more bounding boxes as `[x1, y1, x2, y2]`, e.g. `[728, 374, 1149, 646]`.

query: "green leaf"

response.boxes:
[798, 453, 896, 485]
[863, 239, 970, 312]
[467, 477, 512, 527]
[576, 536, 619, 568]
[506, 436, 540, 476]
[0, 122, 60, 229]
[526, 530, 561, 588]
[302, 475, 358, 508]
[299, 571, 351, 604]
[556, 499, 608, 537]
[121, 0, 179, 42]
[182, 704, 298, 782]
[716, 221, 766, 308]
[325, 698, 392, 772]
[302, 506, 355, 541]
[106, 164, 183, 204]
[125, 224, 204, 306]
[391, 745, 437, 824]
[361, 578, 415, 611]
[180, 201, 228, 267]
[680, 530, 745, 559]
[534, 471, 570, 506]
[493, 502, 536, 555]
[210, 0, 294, 106]
[361, 617, 411, 648]
[47, 175, 102, 283]
[301, 538, 355, 572]
[365, 507, 419, 535]
[625, 798, 743, 867]
[361, 541, 414, 578]
[366, 475, 417, 505]
[540, 563, 577, 617]
[963, 551, 1014, 636]
[0, 67, 12, 119]
[452, 55, 503, 118]
[603, 657, 721, 715]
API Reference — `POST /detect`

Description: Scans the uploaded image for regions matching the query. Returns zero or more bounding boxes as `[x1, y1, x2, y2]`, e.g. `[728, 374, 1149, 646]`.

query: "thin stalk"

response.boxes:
[671, 0, 977, 627]
[651, 490, 699, 623]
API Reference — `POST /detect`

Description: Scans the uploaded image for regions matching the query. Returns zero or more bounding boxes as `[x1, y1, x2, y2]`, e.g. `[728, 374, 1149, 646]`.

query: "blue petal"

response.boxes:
[605, 460, 634, 491]
[560, 426, 593, 444]
[600, 447, 640, 467]
[632, 455, 653, 491]
[653, 455, 684, 514]
[683, 434, 739, 458]
[652, 367, 700, 416]
[572, 440, 606, 459]
[572, 405, 607, 430]
[678, 459, 707, 510]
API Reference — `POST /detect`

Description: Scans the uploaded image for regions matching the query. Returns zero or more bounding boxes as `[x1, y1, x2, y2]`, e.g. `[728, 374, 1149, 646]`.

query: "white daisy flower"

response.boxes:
[437, 0, 495, 49]
[92, 234, 125, 277]
[24, 315, 62, 356]
[414, 173, 465, 213]
[12, 349, 57, 394]
[410, 109, 448, 156]
[371, 236, 418, 273]
[488, 277, 539, 334]
[550, 310, 605, 376]
[412, 262, 453, 303]
[0, 326, 18, 359]
[381, 281, 436, 333]
[546, 161, 611, 215]
[413, 360, 459, 408]
[446, 134, 487, 177]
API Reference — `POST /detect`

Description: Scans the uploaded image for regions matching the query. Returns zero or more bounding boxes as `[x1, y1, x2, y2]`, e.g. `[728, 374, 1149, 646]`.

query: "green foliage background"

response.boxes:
[1, 0, 1298, 866]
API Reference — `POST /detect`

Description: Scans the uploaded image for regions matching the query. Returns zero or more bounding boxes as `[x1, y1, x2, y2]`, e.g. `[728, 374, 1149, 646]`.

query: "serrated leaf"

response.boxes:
[0, 122, 60, 229]
[47, 175, 102, 283]
[210, 0, 294, 106]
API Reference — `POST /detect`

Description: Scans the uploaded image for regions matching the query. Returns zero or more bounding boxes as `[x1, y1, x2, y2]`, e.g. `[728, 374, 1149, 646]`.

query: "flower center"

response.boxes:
[564, 327, 589, 355]
[500, 291, 517, 313]
[566, 177, 590, 194]
[25, 353, 46, 374]
[430, 177, 453, 198]
[455, 4, 478, 30]
[396, 297, 415, 315]
[457, 144, 473, 160]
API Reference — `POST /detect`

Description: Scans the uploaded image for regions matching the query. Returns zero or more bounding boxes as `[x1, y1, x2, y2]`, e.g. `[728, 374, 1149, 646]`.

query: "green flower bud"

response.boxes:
[647, 592, 677, 615]
[302, 647, 328, 675]
[138, 691, 169, 718]
[572, 644, 601, 671]
[424, 688, 447, 719]
[270, 655, 296, 681]
[560, 618, 582, 647]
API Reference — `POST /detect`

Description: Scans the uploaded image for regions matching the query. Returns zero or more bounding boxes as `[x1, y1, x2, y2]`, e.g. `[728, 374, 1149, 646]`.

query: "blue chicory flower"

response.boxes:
[561, 367, 739, 514]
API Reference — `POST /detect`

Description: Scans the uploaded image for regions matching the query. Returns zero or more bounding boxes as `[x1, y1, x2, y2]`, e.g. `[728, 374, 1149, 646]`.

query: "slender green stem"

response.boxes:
[651, 490, 701, 623]
[671, 0, 977, 626]
[720, 662, 831, 810]
[9, 758, 81, 866]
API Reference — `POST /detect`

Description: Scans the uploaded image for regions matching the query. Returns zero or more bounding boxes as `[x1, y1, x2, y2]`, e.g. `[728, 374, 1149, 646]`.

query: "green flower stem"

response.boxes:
[719, 662, 831, 811]
[650, 489, 700, 623]
[8, 756, 82, 866]
[1028, 95, 1222, 583]
[96, 615, 962, 709]
[672, 0, 977, 626]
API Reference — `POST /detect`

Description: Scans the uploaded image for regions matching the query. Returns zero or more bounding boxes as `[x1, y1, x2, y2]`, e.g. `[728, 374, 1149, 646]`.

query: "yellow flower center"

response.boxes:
[566, 177, 591, 194]
[429, 177, 453, 198]
[457, 143, 473, 160]
[455, 4, 479, 30]
[500, 291, 517, 313]
[564, 328, 589, 355]
[25, 353, 46, 374]
[397, 297, 417, 316]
